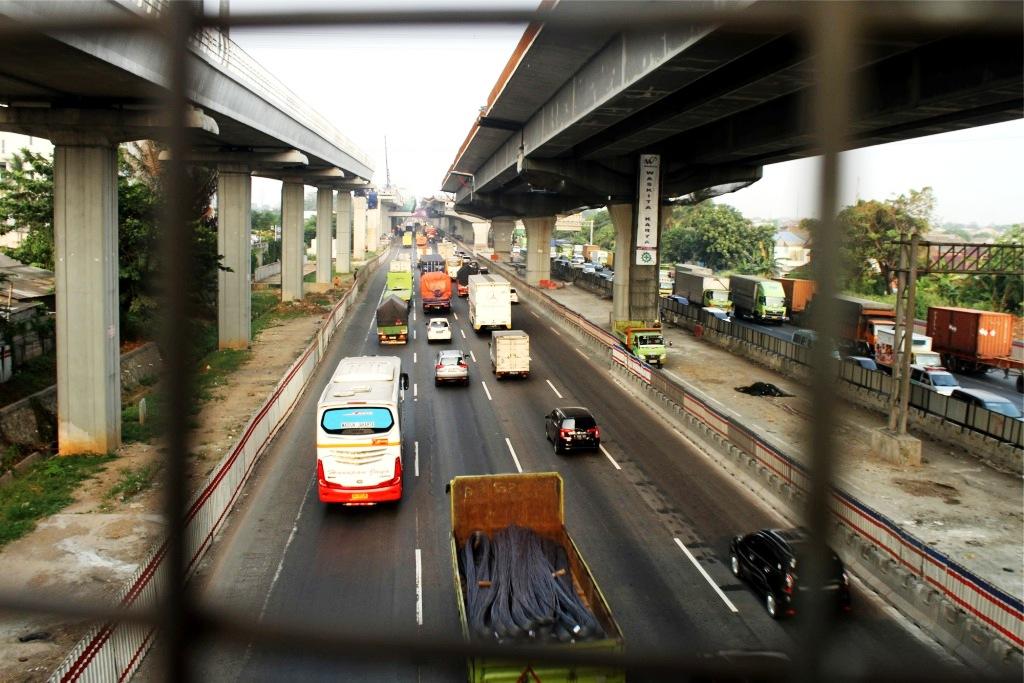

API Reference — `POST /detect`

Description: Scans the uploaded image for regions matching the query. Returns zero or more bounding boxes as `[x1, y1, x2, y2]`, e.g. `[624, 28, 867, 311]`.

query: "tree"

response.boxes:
[0, 150, 54, 268]
[251, 207, 279, 234]
[661, 202, 775, 274]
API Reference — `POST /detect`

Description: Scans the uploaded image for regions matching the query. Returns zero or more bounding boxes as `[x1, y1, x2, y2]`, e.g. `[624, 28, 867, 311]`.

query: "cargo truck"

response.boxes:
[927, 306, 1023, 390]
[829, 295, 896, 355]
[468, 274, 512, 331]
[385, 265, 414, 305]
[456, 262, 480, 297]
[729, 275, 788, 324]
[674, 266, 732, 311]
[775, 278, 816, 320]
[420, 271, 453, 313]
[375, 294, 409, 344]
[613, 320, 667, 367]
[401, 232, 413, 248]
[873, 325, 941, 371]
[448, 472, 625, 683]
[489, 330, 530, 378]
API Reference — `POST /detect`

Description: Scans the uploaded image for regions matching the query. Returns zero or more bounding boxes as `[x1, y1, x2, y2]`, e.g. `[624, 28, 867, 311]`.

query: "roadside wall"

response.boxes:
[483, 253, 1023, 672]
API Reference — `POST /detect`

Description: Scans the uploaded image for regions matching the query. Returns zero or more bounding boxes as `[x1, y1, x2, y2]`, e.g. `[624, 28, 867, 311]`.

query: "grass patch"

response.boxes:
[0, 353, 57, 408]
[121, 394, 166, 443]
[195, 347, 249, 403]
[0, 453, 114, 547]
[104, 463, 157, 505]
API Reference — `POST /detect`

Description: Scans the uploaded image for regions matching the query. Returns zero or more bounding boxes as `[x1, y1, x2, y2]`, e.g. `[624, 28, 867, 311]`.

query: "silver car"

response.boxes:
[434, 349, 469, 386]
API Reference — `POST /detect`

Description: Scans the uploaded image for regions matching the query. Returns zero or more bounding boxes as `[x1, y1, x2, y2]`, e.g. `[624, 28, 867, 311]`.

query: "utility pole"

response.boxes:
[887, 231, 919, 434]
[384, 136, 391, 189]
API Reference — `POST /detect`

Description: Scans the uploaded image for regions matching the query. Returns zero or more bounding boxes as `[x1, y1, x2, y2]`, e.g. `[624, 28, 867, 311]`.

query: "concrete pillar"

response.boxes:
[352, 195, 367, 261]
[523, 216, 555, 285]
[366, 204, 380, 254]
[315, 186, 333, 284]
[492, 218, 515, 258]
[608, 203, 633, 322]
[627, 205, 669, 321]
[335, 190, 352, 274]
[280, 181, 304, 301]
[54, 142, 120, 454]
[473, 222, 490, 250]
[217, 165, 252, 349]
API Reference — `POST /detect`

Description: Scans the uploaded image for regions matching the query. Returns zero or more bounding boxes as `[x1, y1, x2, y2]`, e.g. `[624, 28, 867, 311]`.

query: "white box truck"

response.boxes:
[468, 273, 512, 331]
[490, 330, 530, 379]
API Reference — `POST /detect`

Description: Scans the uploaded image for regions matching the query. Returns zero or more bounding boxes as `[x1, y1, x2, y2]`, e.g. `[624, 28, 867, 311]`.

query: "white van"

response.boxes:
[316, 356, 409, 504]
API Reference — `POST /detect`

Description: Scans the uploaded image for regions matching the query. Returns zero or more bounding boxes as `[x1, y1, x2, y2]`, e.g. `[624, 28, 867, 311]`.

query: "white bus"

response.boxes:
[316, 356, 409, 504]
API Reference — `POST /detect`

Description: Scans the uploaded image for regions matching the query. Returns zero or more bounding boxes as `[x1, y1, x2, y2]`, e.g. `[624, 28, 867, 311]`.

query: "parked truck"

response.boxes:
[489, 330, 530, 378]
[774, 277, 816, 320]
[674, 266, 732, 312]
[830, 295, 896, 355]
[420, 271, 453, 313]
[468, 273, 512, 331]
[448, 472, 625, 683]
[375, 294, 409, 344]
[729, 275, 788, 324]
[927, 306, 1023, 390]
[612, 320, 667, 367]
[873, 325, 942, 371]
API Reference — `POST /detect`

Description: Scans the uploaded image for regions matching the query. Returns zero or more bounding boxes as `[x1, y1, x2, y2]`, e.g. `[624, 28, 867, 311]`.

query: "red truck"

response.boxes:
[420, 271, 452, 313]
[927, 306, 1023, 391]
[774, 278, 817, 321]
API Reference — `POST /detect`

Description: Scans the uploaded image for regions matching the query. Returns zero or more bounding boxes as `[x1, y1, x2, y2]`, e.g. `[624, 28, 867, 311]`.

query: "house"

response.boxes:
[774, 230, 810, 274]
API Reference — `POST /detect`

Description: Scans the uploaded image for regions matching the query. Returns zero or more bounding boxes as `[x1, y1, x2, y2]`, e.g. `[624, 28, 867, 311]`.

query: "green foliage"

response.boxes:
[104, 463, 157, 504]
[0, 150, 54, 268]
[251, 207, 279, 233]
[662, 202, 776, 274]
[0, 453, 114, 547]
[304, 215, 317, 244]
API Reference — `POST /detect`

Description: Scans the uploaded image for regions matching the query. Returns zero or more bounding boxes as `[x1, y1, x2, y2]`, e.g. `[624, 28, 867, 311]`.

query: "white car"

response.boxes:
[509, 287, 519, 304]
[909, 364, 959, 396]
[426, 317, 452, 343]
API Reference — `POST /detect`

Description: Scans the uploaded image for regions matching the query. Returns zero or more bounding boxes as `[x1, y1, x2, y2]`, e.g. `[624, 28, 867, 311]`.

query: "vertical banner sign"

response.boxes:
[635, 154, 661, 265]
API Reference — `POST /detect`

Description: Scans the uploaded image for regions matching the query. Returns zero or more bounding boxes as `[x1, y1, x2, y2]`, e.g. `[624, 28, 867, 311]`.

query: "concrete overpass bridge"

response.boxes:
[442, 1, 1022, 320]
[0, 0, 375, 454]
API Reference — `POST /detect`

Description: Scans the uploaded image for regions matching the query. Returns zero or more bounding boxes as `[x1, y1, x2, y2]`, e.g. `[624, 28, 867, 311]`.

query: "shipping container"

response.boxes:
[774, 278, 817, 315]
[927, 307, 1013, 358]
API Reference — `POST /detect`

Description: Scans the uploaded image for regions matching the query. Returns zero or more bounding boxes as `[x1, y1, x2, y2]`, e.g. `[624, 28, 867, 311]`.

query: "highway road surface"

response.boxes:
[187, 246, 961, 682]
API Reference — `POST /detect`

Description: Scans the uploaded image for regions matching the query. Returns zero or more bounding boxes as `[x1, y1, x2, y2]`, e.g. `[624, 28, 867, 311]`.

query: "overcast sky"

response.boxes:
[225, 2, 1024, 226]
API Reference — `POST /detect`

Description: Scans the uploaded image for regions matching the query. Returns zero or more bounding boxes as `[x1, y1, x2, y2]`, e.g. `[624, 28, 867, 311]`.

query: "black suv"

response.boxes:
[544, 407, 601, 454]
[729, 528, 851, 619]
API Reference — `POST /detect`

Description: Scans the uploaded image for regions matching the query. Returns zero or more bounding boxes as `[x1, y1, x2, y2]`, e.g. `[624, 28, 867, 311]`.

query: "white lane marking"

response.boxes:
[530, 310, 539, 318]
[413, 352, 417, 364]
[453, 312, 459, 320]
[550, 327, 562, 337]
[481, 381, 492, 401]
[505, 437, 523, 473]
[413, 310, 417, 322]
[415, 548, 423, 626]
[413, 329, 417, 340]
[575, 348, 589, 360]
[414, 441, 420, 477]
[545, 379, 563, 399]
[366, 315, 376, 339]
[599, 444, 622, 471]
[673, 537, 738, 613]
[260, 476, 315, 622]
[460, 328, 467, 339]
[470, 350, 477, 363]
[413, 383, 418, 401]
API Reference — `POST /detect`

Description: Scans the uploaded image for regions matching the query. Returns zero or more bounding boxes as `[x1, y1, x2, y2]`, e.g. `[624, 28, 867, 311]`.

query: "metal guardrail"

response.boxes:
[660, 297, 1024, 448]
[483, 255, 1024, 654]
[49, 251, 387, 683]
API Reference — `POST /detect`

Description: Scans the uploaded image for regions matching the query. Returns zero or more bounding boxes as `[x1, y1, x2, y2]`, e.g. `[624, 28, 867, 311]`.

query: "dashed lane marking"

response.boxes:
[545, 379, 563, 399]
[505, 437, 523, 473]
[469, 350, 477, 363]
[481, 381, 492, 401]
[414, 441, 420, 477]
[415, 548, 423, 626]
[673, 537, 738, 613]
[599, 444, 622, 471]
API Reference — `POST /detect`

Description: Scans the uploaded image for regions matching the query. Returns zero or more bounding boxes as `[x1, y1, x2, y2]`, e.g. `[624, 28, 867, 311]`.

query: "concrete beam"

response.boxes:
[217, 165, 252, 349]
[0, 105, 219, 141]
[54, 142, 120, 454]
[160, 148, 309, 167]
[335, 191, 352, 274]
[523, 216, 555, 285]
[280, 181, 304, 301]
[315, 186, 333, 285]
[352, 194, 367, 262]
[608, 203, 632, 322]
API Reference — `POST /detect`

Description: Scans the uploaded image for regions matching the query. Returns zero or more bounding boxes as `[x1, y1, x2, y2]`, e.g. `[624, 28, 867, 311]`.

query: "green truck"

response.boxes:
[449, 472, 625, 683]
[673, 265, 732, 312]
[613, 319, 667, 367]
[729, 274, 788, 324]
[375, 294, 409, 344]
[385, 268, 414, 304]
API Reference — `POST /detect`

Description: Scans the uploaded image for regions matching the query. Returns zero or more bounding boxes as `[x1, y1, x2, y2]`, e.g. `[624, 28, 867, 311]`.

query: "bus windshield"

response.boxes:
[321, 407, 395, 435]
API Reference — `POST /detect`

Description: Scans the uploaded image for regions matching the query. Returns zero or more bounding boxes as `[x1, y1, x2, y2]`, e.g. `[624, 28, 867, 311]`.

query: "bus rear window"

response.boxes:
[321, 407, 394, 435]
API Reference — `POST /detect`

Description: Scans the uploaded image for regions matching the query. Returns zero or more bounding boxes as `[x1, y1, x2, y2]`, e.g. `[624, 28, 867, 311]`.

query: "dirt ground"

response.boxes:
[0, 289, 342, 682]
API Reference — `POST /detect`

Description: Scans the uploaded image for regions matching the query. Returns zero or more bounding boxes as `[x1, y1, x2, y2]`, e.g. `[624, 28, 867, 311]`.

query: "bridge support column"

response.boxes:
[608, 204, 632, 322]
[352, 194, 367, 261]
[366, 203, 380, 254]
[280, 181, 304, 301]
[472, 222, 490, 250]
[315, 186, 333, 285]
[335, 191, 352, 274]
[491, 218, 515, 259]
[627, 204, 670, 321]
[216, 165, 252, 349]
[54, 141, 121, 454]
[523, 216, 555, 285]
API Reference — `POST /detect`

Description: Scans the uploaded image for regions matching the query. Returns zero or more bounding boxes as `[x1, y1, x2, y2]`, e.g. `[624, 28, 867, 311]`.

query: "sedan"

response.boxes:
[426, 317, 452, 343]
[509, 287, 519, 304]
[434, 349, 469, 386]
[729, 528, 851, 619]
[544, 406, 601, 454]
[844, 355, 878, 371]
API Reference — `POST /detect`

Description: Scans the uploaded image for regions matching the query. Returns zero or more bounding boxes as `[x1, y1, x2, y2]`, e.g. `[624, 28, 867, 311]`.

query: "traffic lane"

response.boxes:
[506, 297, 955, 671]
[956, 371, 1023, 404]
